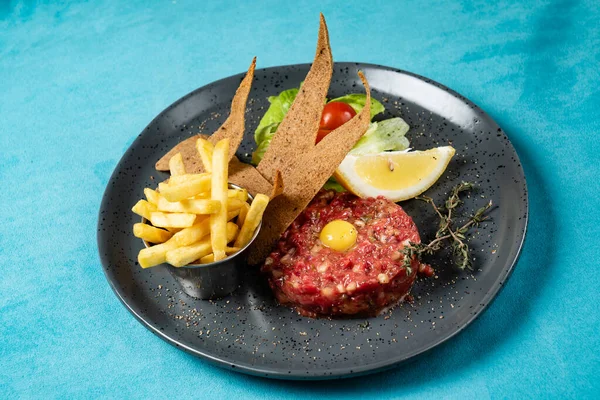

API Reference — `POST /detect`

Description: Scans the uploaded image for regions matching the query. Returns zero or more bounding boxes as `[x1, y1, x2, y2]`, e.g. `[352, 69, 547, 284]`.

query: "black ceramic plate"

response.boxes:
[98, 63, 528, 380]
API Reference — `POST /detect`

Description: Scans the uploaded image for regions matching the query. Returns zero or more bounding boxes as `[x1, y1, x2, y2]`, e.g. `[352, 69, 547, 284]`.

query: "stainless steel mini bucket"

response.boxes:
[142, 184, 260, 299]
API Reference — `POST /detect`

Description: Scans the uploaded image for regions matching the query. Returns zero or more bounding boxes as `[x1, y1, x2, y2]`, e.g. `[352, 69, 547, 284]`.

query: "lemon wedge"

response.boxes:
[333, 146, 456, 202]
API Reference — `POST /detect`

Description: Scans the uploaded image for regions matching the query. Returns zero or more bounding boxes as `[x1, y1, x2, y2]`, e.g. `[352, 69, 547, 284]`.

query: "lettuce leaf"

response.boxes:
[251, 87, 298, 165]
[251, 122, 279, 165]
[328, 94, 385, 120]
[322, 177, 347, 192]
[254, 88, 298, 144]
[349, 118, 410, 155]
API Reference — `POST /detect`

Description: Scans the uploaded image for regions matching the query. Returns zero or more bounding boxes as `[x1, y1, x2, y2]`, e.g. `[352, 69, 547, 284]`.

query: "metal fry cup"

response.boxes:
[142, 184, 260, 299]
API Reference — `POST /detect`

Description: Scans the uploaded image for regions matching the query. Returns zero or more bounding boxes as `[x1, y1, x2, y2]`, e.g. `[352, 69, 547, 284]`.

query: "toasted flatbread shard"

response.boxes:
[156, 57, 257, 171]
[257, 13, 333, 183]
[228, 157, 279, 198]
[209, 57, 256, 157]
[248, 72, 372, 264]
[270, 170, 284, 200]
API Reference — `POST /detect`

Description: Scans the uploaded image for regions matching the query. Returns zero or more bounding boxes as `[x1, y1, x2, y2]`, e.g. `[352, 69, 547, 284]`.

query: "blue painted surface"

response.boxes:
[1, 0, 599, 398]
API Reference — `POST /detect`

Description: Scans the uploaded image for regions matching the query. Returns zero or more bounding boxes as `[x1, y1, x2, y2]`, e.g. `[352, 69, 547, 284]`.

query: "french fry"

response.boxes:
[166, 222, 238, 267]
[226, 198, 245, 211]
[237, 202, 250, 229]
[225, 222, 240, 244]
[133, 223, 172, 244]
[166, 239, 212, 267]
[138, 238, 179, 268]
[238, 188, 248, 202]
[157, 196, 221, 214]
[196, 138, 213, 173]
[158, 174, 211, 202]
[150, 212, 196, 228]
[228, 188, 248, 202]
[132, 200, 157, 221]
[165, 227, 182, 233]
[144, 188, 160, 206]
[168, 173, 210, 185]
[199, 253, 215, 264]
[172, 217, 211, 246]
[210, 139, 230, 261]
[200, 246, 242, 264]
[227, 209, 241, 221]
[185, 190, 247, 203]
[234, 193, 269, 248]
[192, 192, 210, 199]
[169, 153, 186, 176]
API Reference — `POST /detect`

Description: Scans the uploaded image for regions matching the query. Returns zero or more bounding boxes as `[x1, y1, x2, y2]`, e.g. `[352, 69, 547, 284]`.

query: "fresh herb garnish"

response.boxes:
[402, 182, 493, 270]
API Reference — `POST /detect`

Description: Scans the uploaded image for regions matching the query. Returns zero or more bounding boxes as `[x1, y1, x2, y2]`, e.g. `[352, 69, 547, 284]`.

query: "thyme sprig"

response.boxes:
[402, 182, 493, 271]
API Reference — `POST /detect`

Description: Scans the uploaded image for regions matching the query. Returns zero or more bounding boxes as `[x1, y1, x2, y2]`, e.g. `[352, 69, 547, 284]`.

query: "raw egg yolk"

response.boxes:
[319, 220, 357, 252]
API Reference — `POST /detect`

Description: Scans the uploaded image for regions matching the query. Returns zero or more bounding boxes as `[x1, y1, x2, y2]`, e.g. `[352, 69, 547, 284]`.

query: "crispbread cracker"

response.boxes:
[270, 170, 283, 200]
[228, 157, 279, 198]
[156, 57, 257, 171]
[257, 13, 332, 183]
[248, 72, 371, 264]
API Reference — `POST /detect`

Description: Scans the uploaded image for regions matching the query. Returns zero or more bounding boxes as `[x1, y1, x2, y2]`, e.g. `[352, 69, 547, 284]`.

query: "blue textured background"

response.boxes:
[1, 0, 599, 398]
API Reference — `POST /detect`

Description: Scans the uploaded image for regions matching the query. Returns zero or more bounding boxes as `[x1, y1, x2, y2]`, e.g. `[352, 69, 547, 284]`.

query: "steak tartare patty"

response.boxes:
[261, 190, 421, 317]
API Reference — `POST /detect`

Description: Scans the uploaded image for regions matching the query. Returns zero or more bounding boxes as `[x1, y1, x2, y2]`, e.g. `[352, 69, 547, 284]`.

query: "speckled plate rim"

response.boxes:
[98, 62, 529, 380]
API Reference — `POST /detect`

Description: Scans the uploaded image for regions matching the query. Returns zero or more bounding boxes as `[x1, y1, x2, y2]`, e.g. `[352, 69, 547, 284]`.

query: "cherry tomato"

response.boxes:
[320, 102, 357, 131]
[316, 128, 331, 143]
